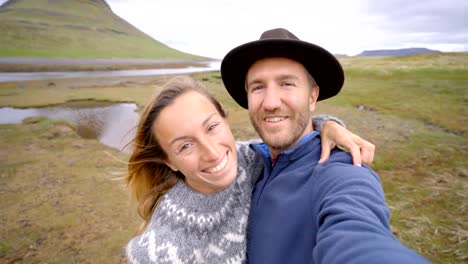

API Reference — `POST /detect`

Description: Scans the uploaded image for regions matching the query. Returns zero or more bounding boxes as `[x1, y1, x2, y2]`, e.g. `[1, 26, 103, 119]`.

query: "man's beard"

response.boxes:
[250, 108, 311, 152]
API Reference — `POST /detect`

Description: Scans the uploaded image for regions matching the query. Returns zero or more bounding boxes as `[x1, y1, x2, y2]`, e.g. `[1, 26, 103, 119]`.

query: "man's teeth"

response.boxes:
[265, 117, 286, 123]
[205, 154, 228, 174]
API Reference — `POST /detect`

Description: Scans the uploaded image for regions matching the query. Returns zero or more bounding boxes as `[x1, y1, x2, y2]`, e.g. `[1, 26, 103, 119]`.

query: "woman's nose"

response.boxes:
[199, 139, 219, 161]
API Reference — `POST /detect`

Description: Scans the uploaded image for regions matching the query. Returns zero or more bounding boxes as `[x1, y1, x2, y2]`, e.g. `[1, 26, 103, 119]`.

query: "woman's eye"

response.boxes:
[178, 143, 192, 153]
[208, 123, 219, 132]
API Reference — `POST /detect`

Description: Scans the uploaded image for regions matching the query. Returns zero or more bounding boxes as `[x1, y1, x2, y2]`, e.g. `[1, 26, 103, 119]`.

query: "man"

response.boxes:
[221, 28, 429, 263]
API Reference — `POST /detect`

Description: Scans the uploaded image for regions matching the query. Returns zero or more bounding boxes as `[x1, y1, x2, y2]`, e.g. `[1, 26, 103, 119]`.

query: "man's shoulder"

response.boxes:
[310, 150, 387, 213]
[313, 149, 381, 187]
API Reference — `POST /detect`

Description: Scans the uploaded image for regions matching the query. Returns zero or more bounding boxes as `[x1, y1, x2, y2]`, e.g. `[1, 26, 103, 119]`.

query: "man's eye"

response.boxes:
[282, 82, 294, 86]
[250, 85, 263, 92]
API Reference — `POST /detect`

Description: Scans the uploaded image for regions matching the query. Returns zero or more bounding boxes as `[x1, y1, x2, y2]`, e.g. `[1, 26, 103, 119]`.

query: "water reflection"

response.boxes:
[0, 61, 221, 82]
[0, 103, 138, 152]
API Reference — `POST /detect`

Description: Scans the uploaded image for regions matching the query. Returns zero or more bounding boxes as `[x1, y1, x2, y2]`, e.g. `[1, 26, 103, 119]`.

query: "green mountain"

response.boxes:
[0, 0, 202, 59]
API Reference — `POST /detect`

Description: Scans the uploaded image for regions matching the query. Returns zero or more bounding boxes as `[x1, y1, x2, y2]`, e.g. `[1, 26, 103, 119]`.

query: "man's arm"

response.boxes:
[313, 155, 430, 264]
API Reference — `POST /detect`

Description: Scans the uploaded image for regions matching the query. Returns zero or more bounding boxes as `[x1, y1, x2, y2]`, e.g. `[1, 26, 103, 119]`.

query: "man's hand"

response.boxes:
[318, 121, 375, 166]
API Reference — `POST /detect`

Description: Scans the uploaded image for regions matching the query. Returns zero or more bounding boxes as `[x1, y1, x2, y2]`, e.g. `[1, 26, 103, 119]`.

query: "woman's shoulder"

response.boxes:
[235, 140, 264, 186]
[236, 140, 261, 163]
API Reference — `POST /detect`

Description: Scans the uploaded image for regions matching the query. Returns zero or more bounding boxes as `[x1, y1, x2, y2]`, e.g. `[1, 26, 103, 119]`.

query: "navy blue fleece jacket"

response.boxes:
[247, 131, 429, 264]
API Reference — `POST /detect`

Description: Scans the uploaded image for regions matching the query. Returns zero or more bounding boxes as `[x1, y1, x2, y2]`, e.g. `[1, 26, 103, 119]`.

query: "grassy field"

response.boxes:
[0, 0, 202, 59]
[0, 53, 467, 263]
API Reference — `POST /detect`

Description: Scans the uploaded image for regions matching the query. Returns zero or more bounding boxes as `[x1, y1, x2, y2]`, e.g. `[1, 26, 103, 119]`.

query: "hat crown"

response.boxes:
[259, 28, 299, 41]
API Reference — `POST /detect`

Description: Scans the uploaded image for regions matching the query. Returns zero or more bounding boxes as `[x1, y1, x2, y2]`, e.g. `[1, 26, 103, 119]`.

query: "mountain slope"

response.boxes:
[357, 48, 441, 57]
[0, 0, 202, 59]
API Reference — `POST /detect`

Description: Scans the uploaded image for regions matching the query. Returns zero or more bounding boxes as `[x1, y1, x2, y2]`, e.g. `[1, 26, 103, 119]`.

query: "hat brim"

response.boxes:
[221, 39, 344, 109]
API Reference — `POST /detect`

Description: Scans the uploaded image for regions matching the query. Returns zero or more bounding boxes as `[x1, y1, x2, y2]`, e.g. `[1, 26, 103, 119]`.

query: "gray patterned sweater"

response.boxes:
[126, 115, 342, 264]
[126, 143, 261, 264]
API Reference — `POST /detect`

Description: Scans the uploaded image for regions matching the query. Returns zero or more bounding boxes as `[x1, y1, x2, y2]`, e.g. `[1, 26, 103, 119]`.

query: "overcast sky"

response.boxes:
[2, 0, 467, 58]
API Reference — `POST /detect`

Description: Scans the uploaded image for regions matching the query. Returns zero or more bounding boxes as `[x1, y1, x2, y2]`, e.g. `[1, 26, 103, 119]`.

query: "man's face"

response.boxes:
[246, 57, 319, 158]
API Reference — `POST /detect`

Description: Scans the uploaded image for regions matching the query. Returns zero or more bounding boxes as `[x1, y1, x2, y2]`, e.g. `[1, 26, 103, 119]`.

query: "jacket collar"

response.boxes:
[253, 130, 320, 162]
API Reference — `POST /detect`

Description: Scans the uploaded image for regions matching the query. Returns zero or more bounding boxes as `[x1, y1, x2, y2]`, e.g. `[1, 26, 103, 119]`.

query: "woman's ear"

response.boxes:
[165, 160, 178, 172]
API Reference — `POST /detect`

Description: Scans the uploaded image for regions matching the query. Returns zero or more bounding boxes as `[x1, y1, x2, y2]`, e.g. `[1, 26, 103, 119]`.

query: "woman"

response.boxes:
[126, 76, 374, 263]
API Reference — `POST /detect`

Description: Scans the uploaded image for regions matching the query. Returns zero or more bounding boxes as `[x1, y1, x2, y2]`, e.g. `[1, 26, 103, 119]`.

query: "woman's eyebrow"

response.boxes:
[168, 112, 217, 146]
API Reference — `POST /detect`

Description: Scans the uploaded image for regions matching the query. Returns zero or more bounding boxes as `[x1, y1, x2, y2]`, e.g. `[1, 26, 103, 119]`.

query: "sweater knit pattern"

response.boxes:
[126, 143, 262, 264]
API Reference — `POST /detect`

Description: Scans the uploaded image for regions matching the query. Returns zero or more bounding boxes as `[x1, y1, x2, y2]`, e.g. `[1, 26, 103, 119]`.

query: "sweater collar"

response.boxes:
[155, 178, 243, 233]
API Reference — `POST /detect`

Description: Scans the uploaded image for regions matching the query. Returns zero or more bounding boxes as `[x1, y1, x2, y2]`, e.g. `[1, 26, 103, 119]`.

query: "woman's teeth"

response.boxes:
[205, 153, 228, 174]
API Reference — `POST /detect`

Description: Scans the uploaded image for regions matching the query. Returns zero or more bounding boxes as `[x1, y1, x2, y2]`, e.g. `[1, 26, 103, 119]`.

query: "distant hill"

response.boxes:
[0, 0, 203, 59]
[357, 48, 441, 57]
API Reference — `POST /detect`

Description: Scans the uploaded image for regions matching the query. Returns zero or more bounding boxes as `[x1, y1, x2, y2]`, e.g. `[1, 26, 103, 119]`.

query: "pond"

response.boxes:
[0, 103, 139, 152]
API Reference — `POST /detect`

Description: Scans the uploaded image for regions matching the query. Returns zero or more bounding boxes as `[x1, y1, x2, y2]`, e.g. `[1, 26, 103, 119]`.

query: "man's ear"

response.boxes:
[165, 160, 178, 172]
[309, 86, 320, 112]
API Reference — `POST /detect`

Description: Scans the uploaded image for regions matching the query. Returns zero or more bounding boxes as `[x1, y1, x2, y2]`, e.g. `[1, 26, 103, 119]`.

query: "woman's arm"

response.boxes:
[312, 115, 375, 166]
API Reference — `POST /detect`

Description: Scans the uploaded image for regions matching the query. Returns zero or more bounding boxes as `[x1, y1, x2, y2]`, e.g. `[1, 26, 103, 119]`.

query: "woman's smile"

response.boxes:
[203, 150, 229, 174]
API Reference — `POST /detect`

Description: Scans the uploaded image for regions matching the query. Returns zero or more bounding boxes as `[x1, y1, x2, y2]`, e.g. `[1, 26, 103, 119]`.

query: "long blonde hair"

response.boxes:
[126, 76, 226, 233]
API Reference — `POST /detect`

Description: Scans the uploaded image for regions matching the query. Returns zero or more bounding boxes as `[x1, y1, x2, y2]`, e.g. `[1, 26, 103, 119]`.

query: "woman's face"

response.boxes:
[154, 91, 237, 194]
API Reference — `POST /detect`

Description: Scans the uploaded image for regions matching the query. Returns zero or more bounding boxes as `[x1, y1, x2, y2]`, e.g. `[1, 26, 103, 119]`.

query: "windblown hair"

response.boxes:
[126, 76, 226, 234]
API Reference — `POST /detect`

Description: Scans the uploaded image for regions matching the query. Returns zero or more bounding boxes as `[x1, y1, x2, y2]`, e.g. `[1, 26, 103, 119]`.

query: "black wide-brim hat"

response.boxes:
[221, 28, 345, 109]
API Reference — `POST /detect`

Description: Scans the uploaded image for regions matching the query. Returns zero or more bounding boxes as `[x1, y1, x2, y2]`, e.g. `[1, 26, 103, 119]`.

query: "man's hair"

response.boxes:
[306, 71, 318, 88]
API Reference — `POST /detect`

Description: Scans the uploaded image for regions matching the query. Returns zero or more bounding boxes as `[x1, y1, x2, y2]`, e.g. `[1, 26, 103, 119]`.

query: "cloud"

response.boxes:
[106, 0, 376, 57]
[1, 0, 467, 57]
[105, 0, 468, 57]
[364, 0, 468, 35]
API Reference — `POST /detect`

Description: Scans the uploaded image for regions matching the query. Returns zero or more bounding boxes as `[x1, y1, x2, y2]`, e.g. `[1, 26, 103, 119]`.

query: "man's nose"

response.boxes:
[262, 88, 282, 110]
